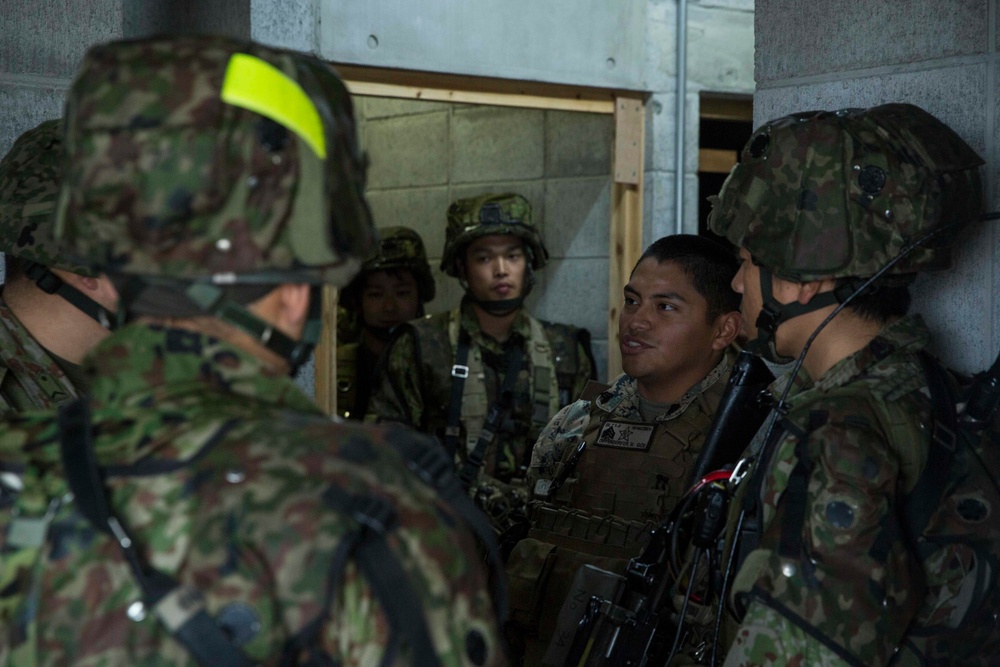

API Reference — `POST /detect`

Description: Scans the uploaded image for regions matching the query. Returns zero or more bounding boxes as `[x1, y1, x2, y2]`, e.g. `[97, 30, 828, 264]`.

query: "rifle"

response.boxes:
[556, 350, 774, 666]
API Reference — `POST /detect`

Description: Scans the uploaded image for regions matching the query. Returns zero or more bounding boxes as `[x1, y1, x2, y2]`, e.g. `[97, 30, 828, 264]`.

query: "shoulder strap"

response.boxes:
[57, 399, 255, 667]
[457, 343, 524, 488]
[445, 324, 472, 458]
[527, 317, 560, 428]
[320, 487, 442, 667]
[905, 353, 959, 551]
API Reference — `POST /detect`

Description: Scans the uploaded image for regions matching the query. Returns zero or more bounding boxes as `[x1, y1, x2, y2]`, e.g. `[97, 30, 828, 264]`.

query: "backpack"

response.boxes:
[888, 354, 1000, 665]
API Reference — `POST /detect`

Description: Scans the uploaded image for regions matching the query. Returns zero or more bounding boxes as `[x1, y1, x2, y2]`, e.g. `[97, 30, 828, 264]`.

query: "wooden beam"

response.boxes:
[608, 94, 646, 381]
[345, 80, 615, 114]
[699, 147, 738, 174]
[699, 95, 753, 122]
[313, 285, 339, 417]
[337, 63, 623, 114]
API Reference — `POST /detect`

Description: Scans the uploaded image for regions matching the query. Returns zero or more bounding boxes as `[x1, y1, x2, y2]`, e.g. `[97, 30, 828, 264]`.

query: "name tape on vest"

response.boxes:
[595, 420, 655, 451]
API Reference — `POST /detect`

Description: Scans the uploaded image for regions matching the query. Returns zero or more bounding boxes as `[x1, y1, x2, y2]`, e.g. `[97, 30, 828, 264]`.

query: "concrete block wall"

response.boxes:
[357, 97, 614, 380]
[0, 0, 757, 393]
[755, 0, 996, 373]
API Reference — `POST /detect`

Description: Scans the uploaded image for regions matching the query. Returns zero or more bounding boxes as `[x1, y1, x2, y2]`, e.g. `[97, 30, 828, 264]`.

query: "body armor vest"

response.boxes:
[531, 371, 728, 559]
[444, 309, 561, 479]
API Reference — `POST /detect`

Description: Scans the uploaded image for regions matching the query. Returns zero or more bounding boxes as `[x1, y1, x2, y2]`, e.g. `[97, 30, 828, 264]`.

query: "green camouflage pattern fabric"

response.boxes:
[0, 322, 503, 666]
[0, 120, 92, 275]
[440, 193, 548, 277]
[56, 35, 377, 286]
[709, 104, 984, 281]
[348, 226, 435, 303]
[719, 315, 1000, 666]
[367, 299, 593, 529]
[0, 295, 80, 412]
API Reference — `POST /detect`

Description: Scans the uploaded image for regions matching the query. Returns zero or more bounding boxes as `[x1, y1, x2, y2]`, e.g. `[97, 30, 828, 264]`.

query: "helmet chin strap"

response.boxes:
[747, 265, 855, 365]
[184, 283, 321, 376]
[462, 264, 535, 317]
[116, 276, 317, 376]
[25, 261, 113, 330]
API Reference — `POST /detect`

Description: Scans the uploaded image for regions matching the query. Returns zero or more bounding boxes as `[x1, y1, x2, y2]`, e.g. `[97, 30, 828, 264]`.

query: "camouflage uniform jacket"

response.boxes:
[0, 294, 80, 412]
[0, 323, 503, 667]
[722, 315, 977, 667]
[367, 299, 594, 503]
[526, 348, 734, 557]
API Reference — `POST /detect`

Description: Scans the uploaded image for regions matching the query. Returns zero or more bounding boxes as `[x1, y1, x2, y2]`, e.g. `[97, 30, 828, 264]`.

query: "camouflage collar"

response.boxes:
[459, 297, 531, 353]
[85, 323, 320, 416]
[599, 347, 734, 422]
[781, 314, 931, 399]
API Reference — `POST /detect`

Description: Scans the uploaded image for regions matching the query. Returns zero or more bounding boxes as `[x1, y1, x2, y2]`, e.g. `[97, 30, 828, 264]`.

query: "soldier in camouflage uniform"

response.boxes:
[697, 103, 997, 666]
[0, 119, 117, 411]
[505, 234, 741, 665]
[0, 35, 505, 666]
[367, 193, 596, 534]
[336, 226, 435, 420]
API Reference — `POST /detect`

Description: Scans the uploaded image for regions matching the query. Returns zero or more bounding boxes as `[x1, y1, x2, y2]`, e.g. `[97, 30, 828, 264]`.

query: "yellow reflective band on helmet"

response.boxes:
[221, 53, 327, 159]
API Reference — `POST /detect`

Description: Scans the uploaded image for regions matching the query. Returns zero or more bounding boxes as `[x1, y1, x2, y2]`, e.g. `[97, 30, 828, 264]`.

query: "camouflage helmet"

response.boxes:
[709, 103, 984, 281]
[440, 192, 548, 277]
[361, 226, 435, 302]
[0, 120, 93, 276]
[56, 35, 377, 288]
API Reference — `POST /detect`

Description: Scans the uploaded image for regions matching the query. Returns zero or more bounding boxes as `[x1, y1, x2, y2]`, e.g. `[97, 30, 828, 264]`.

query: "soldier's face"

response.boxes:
[460, 235, 527, 302]
[360, 269, 421, 329]
[732, 248, 761, 340]
[732, 247, 804, 356]
[619, 258, 729, 400]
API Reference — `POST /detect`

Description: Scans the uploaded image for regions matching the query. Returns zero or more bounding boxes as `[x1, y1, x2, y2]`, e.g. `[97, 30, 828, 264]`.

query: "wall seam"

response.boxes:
[0, 73, 72, 89]
[989, 0, 998, 364]
[756, 53, 991, 89]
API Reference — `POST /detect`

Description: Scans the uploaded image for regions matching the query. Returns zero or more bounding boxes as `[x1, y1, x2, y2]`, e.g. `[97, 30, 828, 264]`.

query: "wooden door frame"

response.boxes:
[314, 63, 647, 415]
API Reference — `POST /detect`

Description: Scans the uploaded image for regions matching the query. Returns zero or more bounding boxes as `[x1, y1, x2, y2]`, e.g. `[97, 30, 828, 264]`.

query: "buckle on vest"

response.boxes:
[451, 364, 470, 379]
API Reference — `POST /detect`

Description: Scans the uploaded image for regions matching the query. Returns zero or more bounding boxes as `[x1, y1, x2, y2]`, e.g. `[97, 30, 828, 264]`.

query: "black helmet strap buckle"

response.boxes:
[748, 265, 842, 362]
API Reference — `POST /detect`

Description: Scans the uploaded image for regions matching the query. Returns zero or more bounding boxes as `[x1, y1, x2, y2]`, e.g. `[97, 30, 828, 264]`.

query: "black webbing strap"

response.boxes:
[322, 487, 441, 667]
[25, 262, 112, 328]
[906, 353, 959, 552]
[444, 326, 473, 458]
[457, 343, 524, 489]
[57, 399, 255, 667]
[392, 436, 509, 622]
[776, 412, 823, 560]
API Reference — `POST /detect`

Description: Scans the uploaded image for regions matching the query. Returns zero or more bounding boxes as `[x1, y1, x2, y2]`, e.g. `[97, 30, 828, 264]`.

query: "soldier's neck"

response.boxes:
[472, 303, 520, 343]
[361, 329, 389, 357]
[786, 307, 897, 381]
[3, 276, 108, 364]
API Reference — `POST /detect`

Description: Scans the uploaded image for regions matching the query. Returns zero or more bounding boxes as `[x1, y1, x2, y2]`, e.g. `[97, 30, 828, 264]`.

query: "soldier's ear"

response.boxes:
[795, 278, 837, 306]
[249, 283, 311, 339]
[712, 310, 741, 350]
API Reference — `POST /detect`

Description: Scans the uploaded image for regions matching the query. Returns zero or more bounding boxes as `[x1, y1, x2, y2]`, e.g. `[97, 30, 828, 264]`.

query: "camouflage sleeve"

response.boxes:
[726, 417, 916, 666]
[526, 398, 591, 492]
[365, 327, 425, 428]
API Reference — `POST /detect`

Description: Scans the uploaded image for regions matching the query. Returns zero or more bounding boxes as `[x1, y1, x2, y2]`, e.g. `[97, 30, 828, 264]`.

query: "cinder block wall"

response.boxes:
[754, 0, 998, 373]
[357, 98, 614, 379]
